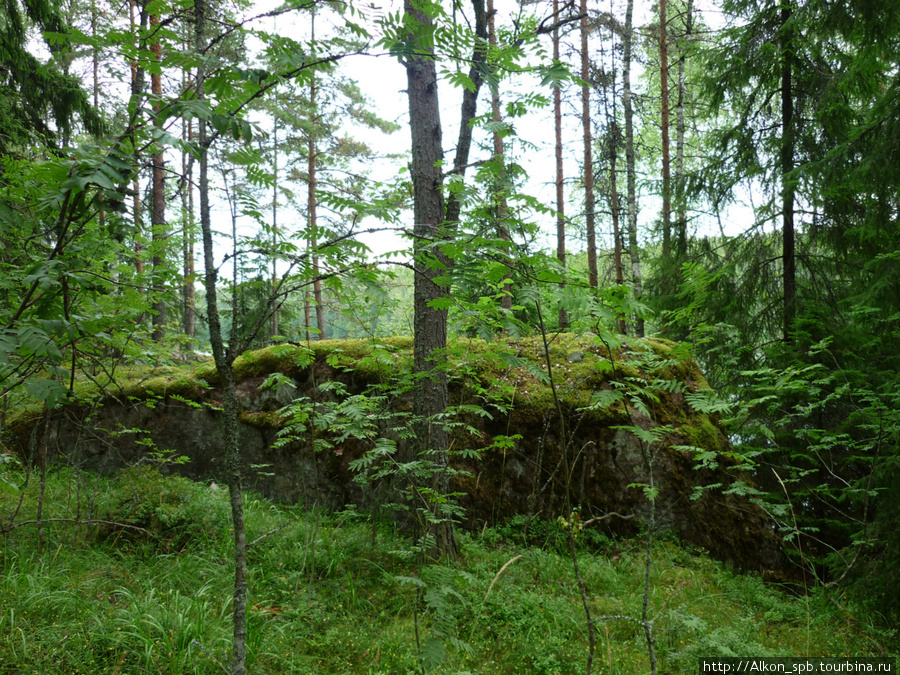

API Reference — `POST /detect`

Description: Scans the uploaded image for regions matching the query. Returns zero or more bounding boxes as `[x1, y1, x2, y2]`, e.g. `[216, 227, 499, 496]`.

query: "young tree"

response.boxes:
[552, 0, 568, 328]
[0, 0, 103, 153]
[580, 0, 598, 289]
[294, 10, 328, 340]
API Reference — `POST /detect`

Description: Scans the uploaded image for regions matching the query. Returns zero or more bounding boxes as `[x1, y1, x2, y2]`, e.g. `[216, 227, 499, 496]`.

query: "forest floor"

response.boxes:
[0, 466, 895, 674]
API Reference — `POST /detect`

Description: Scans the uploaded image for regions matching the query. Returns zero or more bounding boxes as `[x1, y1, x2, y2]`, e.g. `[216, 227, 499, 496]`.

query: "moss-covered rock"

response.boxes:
[8, 333, 783, 571]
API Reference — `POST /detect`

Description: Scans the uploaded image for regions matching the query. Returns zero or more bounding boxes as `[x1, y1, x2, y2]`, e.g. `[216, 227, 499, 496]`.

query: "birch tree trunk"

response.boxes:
[659, 0, 671, 259]
[623, 0, 643, 336]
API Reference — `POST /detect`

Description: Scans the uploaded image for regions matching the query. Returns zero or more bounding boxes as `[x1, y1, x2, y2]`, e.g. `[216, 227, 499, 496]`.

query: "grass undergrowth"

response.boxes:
[0, 467, 894, 674]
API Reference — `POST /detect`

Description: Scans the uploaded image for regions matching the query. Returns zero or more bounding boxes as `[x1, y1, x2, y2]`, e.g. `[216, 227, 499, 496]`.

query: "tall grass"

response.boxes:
[0, 467, 894, 674]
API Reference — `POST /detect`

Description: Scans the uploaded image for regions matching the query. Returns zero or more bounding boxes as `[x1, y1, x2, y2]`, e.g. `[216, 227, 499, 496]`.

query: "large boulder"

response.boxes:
[14, 334, 783, 571]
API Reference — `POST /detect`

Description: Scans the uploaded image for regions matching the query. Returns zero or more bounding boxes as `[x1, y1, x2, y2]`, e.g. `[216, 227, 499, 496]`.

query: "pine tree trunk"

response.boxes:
[150, 13, 166, 342]
[195, 1, 248, 671]
[674, 0, 692, 258]
[404, 0, 455, 559]
[781, 0, 795, 341]
[553, 0, 568, 328]
[581, 0, 597, 289]
[623, 0, 643, 337]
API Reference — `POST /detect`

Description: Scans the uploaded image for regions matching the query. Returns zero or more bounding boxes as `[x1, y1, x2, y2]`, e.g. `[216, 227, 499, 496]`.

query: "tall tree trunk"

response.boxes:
[404, 0, 455, 558]
[308, 11, 327, 340]
[304, 289, 312, 342]
[659, 0, 671, 259]
[553, 0, 568, 328]
[195, 1, 248, 671]
[674, 0, 692, 258]
[91, 0, 99, 109]
[488, 0, 513, 311]
[445, 0, 487, 227]
[623, 0, 643, 336]
[308, 131, 326, 339]
[129, 0, 144, 279]
[610, 122, 626, 334]
[580, 0, 597, 289]
[150, 12, 166, 341]
[183, 112, 195, 343]
[92, 0, 106, 240]
[271, 112, 279, 339]
[600, 34, 626, 333]
[781, 0, 795, 341]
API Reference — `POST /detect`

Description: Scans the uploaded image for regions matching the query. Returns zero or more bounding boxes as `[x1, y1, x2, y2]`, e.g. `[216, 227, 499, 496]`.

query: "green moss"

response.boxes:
[232, 344, 314, 379]
[120, 374, 209, 401]
[5, 332, 718, 447]
[237, 410, 287, 428]
[680, 413, 724, 451]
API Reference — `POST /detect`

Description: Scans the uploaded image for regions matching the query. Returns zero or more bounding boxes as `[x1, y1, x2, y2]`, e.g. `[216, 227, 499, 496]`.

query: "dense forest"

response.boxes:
[1, 0, 899, 671]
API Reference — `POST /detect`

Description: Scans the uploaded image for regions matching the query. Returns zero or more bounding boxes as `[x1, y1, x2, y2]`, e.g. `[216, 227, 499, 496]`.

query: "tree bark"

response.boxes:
[309, 11, 326, 340]
[150, 12, 166, 341]
[674, 0, 692, 258]
[781, 0, 795, 341]
[129, 0, 144, 279]
[610, 121, 626, 334]
[308, 131, 326, 339]
[553, 0, 568, 328]
[599, 34, 626, 333]
[623, 0, 643, 336]
[488, 0, 513, 311]
[182, 92, 196, 345]
[195, 1, 249, 671]
[404, 0, 455, 558]
[272, 110, 279, 339]
[659, 0, 671, 259]
[581, 0, 597, 289]
[445, 0, 487, 227]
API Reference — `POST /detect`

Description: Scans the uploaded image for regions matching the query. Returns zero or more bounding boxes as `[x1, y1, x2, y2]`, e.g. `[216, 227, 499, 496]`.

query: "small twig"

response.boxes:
[582, 512, 635, 527]
[593, 614, 644, 625]
[248, 522, 289, 548]
[1, 518, 151, 535]
[192, 639, 230, 675]
[484, 554, 523, 601]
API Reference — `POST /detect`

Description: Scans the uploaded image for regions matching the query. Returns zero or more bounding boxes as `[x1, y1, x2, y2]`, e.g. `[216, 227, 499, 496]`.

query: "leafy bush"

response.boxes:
[98, 466, 228, 550]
